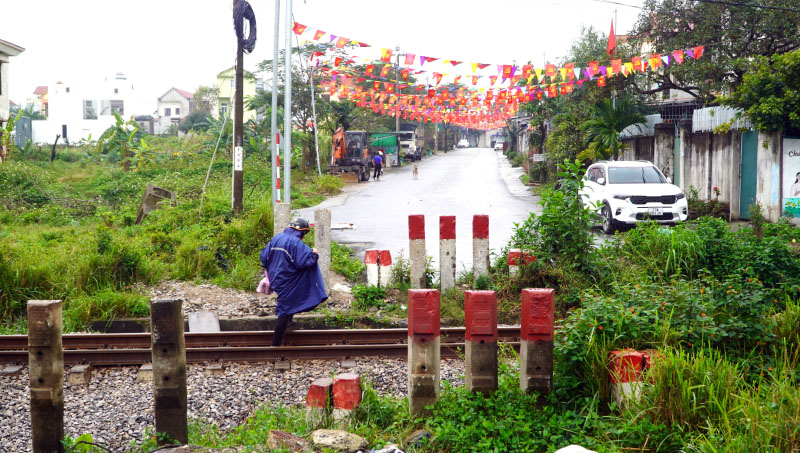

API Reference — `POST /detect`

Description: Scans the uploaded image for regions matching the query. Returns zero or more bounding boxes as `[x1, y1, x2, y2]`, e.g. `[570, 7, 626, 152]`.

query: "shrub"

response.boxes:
[352, 284, 387, 310]
[315, 174, 344, 195]
[331, 241, 365, 282]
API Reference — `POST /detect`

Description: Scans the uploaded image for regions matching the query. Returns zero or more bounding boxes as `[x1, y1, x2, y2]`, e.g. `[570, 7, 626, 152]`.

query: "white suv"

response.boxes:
[580, 160, 688, 234]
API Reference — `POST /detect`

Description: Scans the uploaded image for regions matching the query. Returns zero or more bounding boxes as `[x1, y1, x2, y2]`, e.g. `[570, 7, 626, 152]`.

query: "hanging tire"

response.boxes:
[601, 204, 616, 234]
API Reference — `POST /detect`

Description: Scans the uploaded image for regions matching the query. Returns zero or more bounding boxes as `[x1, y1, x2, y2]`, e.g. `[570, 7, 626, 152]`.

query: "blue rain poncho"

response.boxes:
[259, 228, 328, 316]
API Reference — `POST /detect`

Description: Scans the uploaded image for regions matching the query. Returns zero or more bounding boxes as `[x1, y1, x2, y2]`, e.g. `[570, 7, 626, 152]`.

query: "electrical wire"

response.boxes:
[233, 0, 257, 54]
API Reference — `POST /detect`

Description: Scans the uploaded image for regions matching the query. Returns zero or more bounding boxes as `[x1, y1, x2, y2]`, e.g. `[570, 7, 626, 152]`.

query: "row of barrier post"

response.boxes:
[407, 288, 555, 416]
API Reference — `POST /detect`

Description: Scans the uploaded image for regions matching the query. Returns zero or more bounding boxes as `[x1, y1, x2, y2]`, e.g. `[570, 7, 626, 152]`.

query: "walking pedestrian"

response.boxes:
[259, 217, 328, 346]
[372, 152, 383, 180]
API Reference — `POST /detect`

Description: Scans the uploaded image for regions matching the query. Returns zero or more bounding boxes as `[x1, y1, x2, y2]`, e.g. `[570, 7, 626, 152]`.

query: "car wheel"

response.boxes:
[601, 204, 616, 234]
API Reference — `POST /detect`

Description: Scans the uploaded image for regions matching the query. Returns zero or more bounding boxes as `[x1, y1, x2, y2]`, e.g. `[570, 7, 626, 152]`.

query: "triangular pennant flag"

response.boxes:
[471, 63, 479, 73]
[434, 73, 443, 84]
[420, 56, 427, 66]
[672, 50, 684, 64]
[380, 65, 391, 77]
[450, 60, 461, 66]
[358, 42, 369, 47]
[401, 69, 409, 81]
[573, 67, 581, 80]
[373, 81, 380, 90]
[334, 56, 342, 67]
[607, 19, 616, 55]
[365, 64, 374, 75]
[454, 75, 461, 84]
[686, 49, 695, 59]
[588, 61, 599, 75]
[693, 45, 704, 59]
[425, 56, 439, 64]
[559, 68, 567, 80]
[472, 76, 479, 85]
[489, 75, 498, 85]
[329, 34, 338, 43]
[405, 53, 415, 65]
[335, 37, 350, 48]
[292, 22, 307, 35]
[599, 66, 607, 76]
[624, 62, 633, 75]
[477, 63, 490, 70]
[534, 68, 544, 81]
[661, 55, 670, 66]
[597, 76, 606, 87]
[313, 30, 325, 41]
[380, 48, 393, 62]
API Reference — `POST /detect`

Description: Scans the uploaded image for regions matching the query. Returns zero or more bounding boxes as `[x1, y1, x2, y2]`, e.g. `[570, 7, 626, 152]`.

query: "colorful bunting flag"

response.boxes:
[365, 64, 374, 75]
[693, 45, 704, 59]
[380, 65, 391, 77]
[472, 76, 479, 85]
[334, 56, 342, 67]
[597, 76, 606, 87]
[380, 48, 393, 62]
[588, 61, 599, 76]
[672, 50, 684, 64]
[292, 22, 307, 35]
[401, 69, 409, 81]
[313, 30, 325, 41]
[631, 56, 642, 71]
[335, 37, 350, 48]
[489, 75, 498, 85]
[405, 53, 415, 65]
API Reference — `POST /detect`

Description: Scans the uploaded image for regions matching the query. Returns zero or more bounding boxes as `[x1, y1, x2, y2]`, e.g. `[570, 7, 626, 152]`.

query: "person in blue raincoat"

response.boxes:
[259, 217, 328, 346]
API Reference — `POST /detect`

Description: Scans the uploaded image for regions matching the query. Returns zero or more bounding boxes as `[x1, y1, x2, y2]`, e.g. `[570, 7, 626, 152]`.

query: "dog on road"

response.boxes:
[413, 164, 419, 180]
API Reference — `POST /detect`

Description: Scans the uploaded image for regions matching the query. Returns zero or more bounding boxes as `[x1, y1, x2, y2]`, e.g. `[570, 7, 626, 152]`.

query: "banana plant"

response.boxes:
[96, 112, 140, 171]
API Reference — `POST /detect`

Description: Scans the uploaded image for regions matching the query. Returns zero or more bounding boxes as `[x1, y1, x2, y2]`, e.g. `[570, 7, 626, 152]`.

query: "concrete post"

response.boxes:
[473, 215, 490, 282]
[365, 250, 379, 286]
[407, 289, 440, 416]
[464, 291, 498, 395]
[439, 216, 456, 291]
[28, 300, 64, 453]
[378, 250, 392, 287]
[150, 299, 188, 445]
[508, 249, 535, 277]
[609, 349, 646, 407]
[408, 215, 427, 289]
[273, 202, 290, 237]
[306, 377, 332, 427]
[315, 208, 331, 291]
[519, 289, 554, 397]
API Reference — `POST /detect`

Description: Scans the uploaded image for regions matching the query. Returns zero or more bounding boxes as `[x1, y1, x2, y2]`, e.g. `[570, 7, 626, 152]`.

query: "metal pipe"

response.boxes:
[270, 0, 280, 208]
[310, 65, 321, 175]
[283, 0, 292, 205]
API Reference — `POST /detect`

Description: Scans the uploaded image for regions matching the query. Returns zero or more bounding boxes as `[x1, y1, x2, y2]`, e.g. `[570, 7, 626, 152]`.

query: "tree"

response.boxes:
[721, 49, 800, 132]
[194, 85, 219, 114]
[580, 99, 646, 161]
[178, 111, 213, 133]
[631, 0, 800, 103]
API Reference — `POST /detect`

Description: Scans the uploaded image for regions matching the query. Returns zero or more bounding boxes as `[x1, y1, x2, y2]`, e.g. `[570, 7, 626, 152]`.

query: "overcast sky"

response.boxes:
[4, 0, 644, 115]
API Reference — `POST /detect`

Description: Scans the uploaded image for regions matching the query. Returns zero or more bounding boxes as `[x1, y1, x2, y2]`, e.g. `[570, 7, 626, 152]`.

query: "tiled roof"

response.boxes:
[175, 88, 193, 99]
[33, 86, 48, 96]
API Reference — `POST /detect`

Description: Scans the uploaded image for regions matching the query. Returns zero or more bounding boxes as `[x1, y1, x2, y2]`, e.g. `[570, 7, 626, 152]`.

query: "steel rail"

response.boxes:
[0, 342, 522, 366]
[0, 327, 522, 351]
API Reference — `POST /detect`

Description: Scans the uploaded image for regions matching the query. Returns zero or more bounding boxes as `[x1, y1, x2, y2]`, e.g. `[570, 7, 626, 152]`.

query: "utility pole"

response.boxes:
[310, 64, 321, 175]
[283, 0, 293, 205]
[395, 45, 401, 133]
[271, 0, 280, 207]
[232, 0, 244, 213]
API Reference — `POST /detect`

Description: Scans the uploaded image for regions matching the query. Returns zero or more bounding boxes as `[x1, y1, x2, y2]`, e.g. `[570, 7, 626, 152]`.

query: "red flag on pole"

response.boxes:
[607, 19, 616, 55]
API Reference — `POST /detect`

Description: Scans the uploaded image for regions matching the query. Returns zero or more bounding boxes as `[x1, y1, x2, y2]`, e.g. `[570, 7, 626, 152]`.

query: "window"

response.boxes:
[230, 79, 234, 88]
[220, 103, 228, 118]
[608, 166, 666, 184]
[83, 100, 97, 119]
[101, 100, 124, 116]
[175, 107, 180, 116]
[164, 108, 171, 116]
[114, 88, 118, 94]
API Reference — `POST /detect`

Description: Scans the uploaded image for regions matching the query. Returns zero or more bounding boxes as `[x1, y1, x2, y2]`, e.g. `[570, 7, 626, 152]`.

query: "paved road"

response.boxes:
[297, 148, 541, 273]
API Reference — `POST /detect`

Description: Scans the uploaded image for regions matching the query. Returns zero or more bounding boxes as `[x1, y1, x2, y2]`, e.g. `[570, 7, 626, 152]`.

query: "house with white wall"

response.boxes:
[0, 39, 25, 124]
[31, 72, 138, 144]
[155, 87, 194, 134]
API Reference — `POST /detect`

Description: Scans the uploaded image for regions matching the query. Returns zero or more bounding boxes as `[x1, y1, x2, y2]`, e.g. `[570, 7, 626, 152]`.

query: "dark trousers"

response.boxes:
[373, 164, 382, 179]
[272, 314, 294, 346]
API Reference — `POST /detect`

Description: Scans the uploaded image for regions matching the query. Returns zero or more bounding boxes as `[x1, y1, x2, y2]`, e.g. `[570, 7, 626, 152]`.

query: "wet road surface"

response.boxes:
[297, 148, 541, 273]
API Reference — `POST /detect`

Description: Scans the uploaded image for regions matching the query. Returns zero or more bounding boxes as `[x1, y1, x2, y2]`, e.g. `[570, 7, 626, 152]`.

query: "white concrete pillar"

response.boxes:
[315, 209, 331, 291]
[365, 250, 379, 286]
[409, 215, 426, 289]
[378, 250, 392, 288]
[439, 216, 456, 291]
[473, 215, 489, 282]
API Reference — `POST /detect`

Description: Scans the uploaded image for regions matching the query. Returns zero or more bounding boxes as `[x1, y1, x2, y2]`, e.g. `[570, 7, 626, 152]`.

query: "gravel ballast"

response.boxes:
[1, 358, 465, 452]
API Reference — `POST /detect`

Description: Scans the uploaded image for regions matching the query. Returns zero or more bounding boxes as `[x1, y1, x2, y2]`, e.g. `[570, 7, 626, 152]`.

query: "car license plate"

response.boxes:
[647, 207, 663, 215]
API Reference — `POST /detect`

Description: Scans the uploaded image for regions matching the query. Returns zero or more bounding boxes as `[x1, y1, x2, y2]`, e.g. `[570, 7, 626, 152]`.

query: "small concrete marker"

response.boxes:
[610, 349, 646, 406]
[1, 365, 23, 377]
[439, 216, 456, 291]
[315, 208, 332, 291]
[508, 249, 536, 277]
[67, 364, 93, 386]
[137, 363, 153, 383]
[306, 377, 332, 426]
[273, 202, 291, 236]
[150, 298, 188, 445]
[332, 373, 363, 422]
[409, 215, 427, 289]
[204, 363, 225, 377]
[519, 289, 555, 397]
[365, 250, 379, 286]
[187, 311, 221, 332]
[28, 300, 64, 453]
[340, 359, 357, 369]
[473, 215, 490, 281]
[274, 360, 291, 372]
[378, 250, 393, 288]
[464, 290, 498, 395]
[407, 289, 441, 416]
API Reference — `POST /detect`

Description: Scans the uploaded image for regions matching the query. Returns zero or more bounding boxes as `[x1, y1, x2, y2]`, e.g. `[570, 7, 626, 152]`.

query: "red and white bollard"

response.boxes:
[439, 216, 456, 291]
[473, 215, 490, 281]
[464, 290, 498, 395]
[378, 250, 392, 288]
[365, 250, 379, 287]
[508, 249, 536, 277]
[332, 373, 362, 422]
[305, 377, 332, 426]
[407, 289, 440, 416]
[519, 288, 555, 396]
[409, 215, 426, 289]
[609, 349, 646, 406]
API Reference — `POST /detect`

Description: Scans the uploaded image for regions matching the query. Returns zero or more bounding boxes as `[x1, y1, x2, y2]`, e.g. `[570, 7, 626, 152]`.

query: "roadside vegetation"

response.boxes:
[0, 137, 363, 334]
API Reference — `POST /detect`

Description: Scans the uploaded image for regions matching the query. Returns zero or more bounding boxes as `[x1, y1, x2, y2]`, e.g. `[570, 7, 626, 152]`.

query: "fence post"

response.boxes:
[473, 215, 489, 281]
[439, 216, 456, 291]
[409, 215, 426, 289]
[464, 290, 498, 395]
[28, 300, 64, 453]
[520, 289, 554, 397]
[150, 299, 188, 445]
[315, 208, 332, 291]
[274, 202, 290, 237]
[408, 289, 440, 416]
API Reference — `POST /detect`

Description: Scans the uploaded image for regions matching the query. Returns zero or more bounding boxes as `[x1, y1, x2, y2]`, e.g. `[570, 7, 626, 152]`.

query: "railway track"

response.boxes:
[0, 327, 522, 366]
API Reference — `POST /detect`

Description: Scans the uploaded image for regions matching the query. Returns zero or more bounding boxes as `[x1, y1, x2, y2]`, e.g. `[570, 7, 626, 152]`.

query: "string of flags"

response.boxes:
[291, 21, 705, 130]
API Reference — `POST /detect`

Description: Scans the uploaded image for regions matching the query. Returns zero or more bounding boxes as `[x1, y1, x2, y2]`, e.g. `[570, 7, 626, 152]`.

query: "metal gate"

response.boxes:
[14, 116, 31, 146]
[739, 131, 758, 219]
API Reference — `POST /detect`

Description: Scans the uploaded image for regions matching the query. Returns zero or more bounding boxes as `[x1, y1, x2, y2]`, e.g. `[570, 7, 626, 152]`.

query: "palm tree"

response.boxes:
[580, 99, 645, 161]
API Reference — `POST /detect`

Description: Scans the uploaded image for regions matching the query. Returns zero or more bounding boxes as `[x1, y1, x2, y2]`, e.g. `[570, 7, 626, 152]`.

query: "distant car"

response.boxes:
[494, 142, 504, 151]
[579, 160, 688, 234]
[457, 139, 469, 148]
